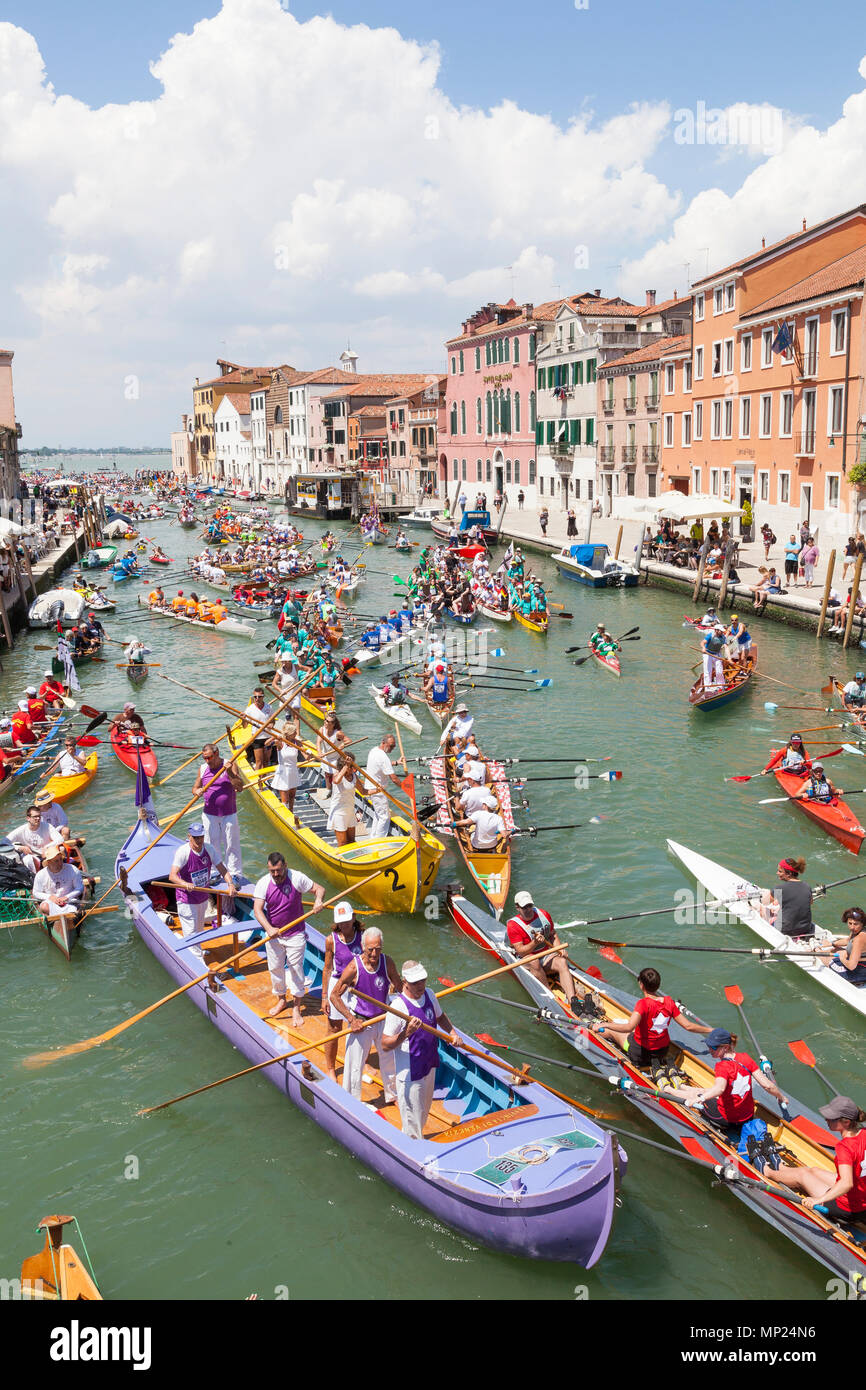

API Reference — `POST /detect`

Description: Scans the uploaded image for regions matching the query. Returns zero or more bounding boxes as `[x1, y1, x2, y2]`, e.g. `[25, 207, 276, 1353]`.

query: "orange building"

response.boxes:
[660, 205, 866, 543]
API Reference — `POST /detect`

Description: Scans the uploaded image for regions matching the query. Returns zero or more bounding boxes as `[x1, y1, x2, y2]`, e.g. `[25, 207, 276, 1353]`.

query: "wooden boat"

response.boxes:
[445, 602, 476, 626]
[830, 677, 866, 731]
[35, 842, 94, 959]
[477, 596, 511, 623]
[361, 524, 389, 545]
[126, 662, 149, 687]
[591, 647, 621, 677]
[20, 1215, 102, 1300]
[429, 753, 514, 916]
[446, 889, 866, 1290]
[81, 545, 117, 570]
[136, 593, 257, 639]
[512, 608, 549, 634]
[117, 812, 621, 1265]
[326, 567, 364, 599]
[229, 722, 443, 912]
[43, 750, 98, 804]
[689, 647, 757, 712]
[370, 685, 423, 736]
[667, 839, 866, 1020]
[110, 726, 158, 778]
[149, 552, 171, 565]
[179, 514, 198, 528]
[51, 648, 102, 676]
[422, 669, 456, 727]
[394, 538, 413, 553]
[772, 767, 865, 855]
[300, 685, 337, 726]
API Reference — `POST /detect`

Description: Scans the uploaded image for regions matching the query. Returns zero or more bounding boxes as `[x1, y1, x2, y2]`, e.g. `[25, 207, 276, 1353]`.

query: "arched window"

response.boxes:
[498, 338, 504, 364]
[485, 459, 492, 482]
[493, 391, 500, 434]
[529, 331, 536, 361]
[504, 337, 510, 362]
[514, 391, 521, 433]
[475, 346, 481, 370]
[514, 461, 520, 485]
[461, 459, 467, 480]
[485, 341, 491, 366]
[486, 392, 493, 435]
[452, 458, 458, 480]
[450, 403, 458, 435]
[513, 337, 520, 365]
[506, 459, 512, 483]
[502, 389, 511, 434]
[476, 397, 482, 433]
[529, 391, 536, 429]
[274, 406, 283, 424]
[460, 400, 466, 434]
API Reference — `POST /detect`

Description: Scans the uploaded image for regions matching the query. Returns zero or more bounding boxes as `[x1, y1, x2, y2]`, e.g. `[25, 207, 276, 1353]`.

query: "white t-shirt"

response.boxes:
[275, 672, 301, 709]
[56, 751, 88, 778]
[382, 989, 443, 1074]
[33, 861, 83, 905]
[365, 747, 394, 797]
[463, 758, 486, 785]
[469, 809, 506, 849]
[39, 801, 69, 831]
[460, 784, 496, 814]
[8, 821, 62, 853]
[244, 701, 272, 730]
[843, 680, 865, 698]
[450, 714, 474, 741]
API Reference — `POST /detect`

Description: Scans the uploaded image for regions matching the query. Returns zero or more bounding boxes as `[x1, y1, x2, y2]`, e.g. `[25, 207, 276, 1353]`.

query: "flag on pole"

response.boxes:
[134, 749, 158, 824]
[56, 635, 81, 693]
[771, 322, 793, 355]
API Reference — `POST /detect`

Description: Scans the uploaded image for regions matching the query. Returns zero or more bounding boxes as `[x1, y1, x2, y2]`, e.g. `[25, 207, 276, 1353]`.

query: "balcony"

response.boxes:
[624, 397, 638, 414]
[643, 444, 659, 463]
[645, 395, 659, 411]
[599, 446, 615, 465]
[797, 431, 816, 456]
[602, 399, 615, 415]
[622, 446, 637, 464]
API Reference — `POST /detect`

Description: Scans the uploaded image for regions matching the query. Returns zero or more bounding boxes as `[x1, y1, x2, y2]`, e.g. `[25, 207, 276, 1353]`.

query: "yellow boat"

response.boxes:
[229, 720, 443, 912]
[512, 608, 549, 634]
[20, 1215, 102, 1300]
[301, 685, 337, 725]
[42, 750, 98, 804]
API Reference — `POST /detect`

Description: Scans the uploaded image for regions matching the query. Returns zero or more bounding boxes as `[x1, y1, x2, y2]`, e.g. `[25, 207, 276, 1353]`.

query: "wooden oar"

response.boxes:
[586, 935, 816, 957]
[0, 904, 117, 932]
[727, 748, 845, 782]
[136, 943, 600, 1116]
[722, 984, 784, 1091]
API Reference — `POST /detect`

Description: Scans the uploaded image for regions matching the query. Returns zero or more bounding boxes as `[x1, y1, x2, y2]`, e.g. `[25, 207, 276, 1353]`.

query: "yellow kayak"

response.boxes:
[43, 751, 98, 804]
[229, 720, 443, 912]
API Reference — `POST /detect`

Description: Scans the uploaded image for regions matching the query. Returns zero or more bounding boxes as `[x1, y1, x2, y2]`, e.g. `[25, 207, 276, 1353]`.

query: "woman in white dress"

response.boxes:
[316, 710, 343, 795]
[270, 718, 301, 820]
[328, 735, 358, 846]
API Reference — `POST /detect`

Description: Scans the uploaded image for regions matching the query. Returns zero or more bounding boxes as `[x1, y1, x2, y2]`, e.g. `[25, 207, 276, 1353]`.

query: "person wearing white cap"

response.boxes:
[438, 703, 474, 749]
[38, 670, 67, 711]
[331, 927, 401, 1103]
[458, 778, 497, 816]
[320, 900, 364, 1083]
[382, 960, 460, 1139]
[453, 801, 509, 853]
[32, 841, 84, 933]
[253, 851, 324, 1022]
[169, 822, 235, 960]
[363, 735, 402, 839]
[505, 890, 581, 1009]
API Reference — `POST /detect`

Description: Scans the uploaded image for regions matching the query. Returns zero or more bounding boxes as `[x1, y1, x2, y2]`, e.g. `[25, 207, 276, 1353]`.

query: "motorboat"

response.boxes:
[553, 542, 638, 588]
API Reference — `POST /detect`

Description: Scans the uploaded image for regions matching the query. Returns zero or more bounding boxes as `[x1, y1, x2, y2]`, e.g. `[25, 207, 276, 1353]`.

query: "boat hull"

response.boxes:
[591, 649, 621, 677]
[110, 727, 158, 778]
[43, 751, 97, 803]
[512, 609, 549, 634]
[371, 687, 423, 736]
[136, 593, 257, 639]
[773, 769, 864, 855]
[689, 647, 757, 711]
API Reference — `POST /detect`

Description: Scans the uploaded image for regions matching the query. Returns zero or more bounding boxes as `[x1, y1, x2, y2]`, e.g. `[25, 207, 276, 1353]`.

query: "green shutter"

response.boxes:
[585, 419, 594, 444]
[536, 421, 543, 445]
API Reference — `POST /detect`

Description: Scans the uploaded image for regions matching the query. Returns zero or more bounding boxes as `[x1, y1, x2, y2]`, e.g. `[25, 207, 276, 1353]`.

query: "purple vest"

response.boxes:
[176, 845, 212, 906]
[400, 989, 439, 1081]
[264, 874, 304, 934]
[331, 927, 362, 980]
[202, 760, 237, 817]
[353, 953, 389, 1019]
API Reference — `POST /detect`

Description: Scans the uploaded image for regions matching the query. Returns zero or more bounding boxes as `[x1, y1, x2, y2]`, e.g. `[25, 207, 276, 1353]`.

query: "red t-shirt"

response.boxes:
[834, 1130, 866, 1213]
[506, 907, 554, 948]
[634, 995, 678, 1051]
[27, 698, 47, 723]
[39, 680, 64, 703]
[10, 714, 36, 746]
[714, 1052, 759, 1123]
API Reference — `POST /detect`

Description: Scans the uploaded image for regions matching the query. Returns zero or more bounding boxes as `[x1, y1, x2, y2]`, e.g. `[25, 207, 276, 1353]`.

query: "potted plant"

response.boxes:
[740, 498, 754, 542]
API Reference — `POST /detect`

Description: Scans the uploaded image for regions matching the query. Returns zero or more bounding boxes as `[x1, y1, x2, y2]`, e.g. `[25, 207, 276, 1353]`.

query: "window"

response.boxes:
[574, 478, 580, 498]
[570, 419, 581, 445]
[503, 338, 510, 362]
[451, 357, 457, 374]
[573, 360, 584, 386]
[760, 394, 772, 437]
[778, 472, 790, 504]
[740, 396, 751, 438]
[665, 364, 675, 394]
[691, 466, 701, 492]
[529, 332, 536, 360]
[528, 458, 535, 484]
[682, 412, 692, 446]
[827, 474, 841, 509]
[399, 441, 406, 456]
[723, 399, 733, 438]
[829, 385, 844, 435]
[831, 309, 847, 355]
[460, 401, 466, 434]
[714, 287, 723, 315]
[663, 414, 674, 447]
[476, 459, 482, 481]
[475, 346, 481, 370]
[780, 391, 793, 437]
[695, 293, 705, 321]
[506, 459, 512, 483]
[761, 328, 773, 367]
[568, 322, 575, 343]
[758, 470, 769, 502]
[513, 337, 520, 364]
[711, 400, 722, 439]
[725, 281, 735, 310]
[683, 361, 692, 392]
[514, 461, 520, 484]
[710, 468, 719, 495]
[802, 388, 816, 451]
[741, 334, 752, 372]
[529, 391, 536, 429]
[585, 418, 594, 444]
[485, 459, 491, 481]
[485, 392, 492, 435]
[450, 403, 458, 435]
[694, 346, 704, 380]
[476, 398, 482, 432]
[694, 401, 703, 440]
[274, 406, 283, 424]
[804, 317, 819, 374]
[485, 341, 491, 366]
[724, 339, 734, 374]
[587, 480, 593, 500]
[514, 392, 520, 432]
[459, 350, 464, 373]
[722, 468, 731, 497]
[452, 459, 458, 480]
[539, 476, 544, 495]
[712, 342, 722, 377]
[461, 459, 467, 480]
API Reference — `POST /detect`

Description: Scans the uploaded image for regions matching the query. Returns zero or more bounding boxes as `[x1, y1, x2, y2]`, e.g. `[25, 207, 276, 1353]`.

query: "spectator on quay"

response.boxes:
[760, 522, 775, 560]
[843, 536, 857, 581]
[784, 534, 801, 588]
[750, 567, 771, 612]
[801, 536, 819, 587]
[566, 508, 577, 537]
[539, 506, 549, 537]
[799, 519, 810, 549]
[517, 489, 525, 510]
[493, 490, 503, 510]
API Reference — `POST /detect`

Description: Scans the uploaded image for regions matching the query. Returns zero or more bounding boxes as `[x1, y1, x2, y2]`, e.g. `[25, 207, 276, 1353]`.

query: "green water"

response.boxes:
[2, 468, 861, 1300]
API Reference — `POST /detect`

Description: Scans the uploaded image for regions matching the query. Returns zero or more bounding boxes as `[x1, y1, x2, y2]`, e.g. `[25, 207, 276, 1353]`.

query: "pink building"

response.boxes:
[439, 300, 558, 508]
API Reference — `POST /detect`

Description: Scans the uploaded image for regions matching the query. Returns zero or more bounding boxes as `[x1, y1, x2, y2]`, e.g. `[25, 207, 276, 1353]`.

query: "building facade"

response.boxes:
[170, 413, 195, 479]
[0, 349, 21, 500]
[597, 335, 688, 506]
[213, 393, 252, 485]
[383, 377, 446, 501]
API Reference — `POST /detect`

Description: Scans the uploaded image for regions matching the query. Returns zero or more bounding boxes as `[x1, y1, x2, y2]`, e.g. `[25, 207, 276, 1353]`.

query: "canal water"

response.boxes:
[2, 463, 862, 1300]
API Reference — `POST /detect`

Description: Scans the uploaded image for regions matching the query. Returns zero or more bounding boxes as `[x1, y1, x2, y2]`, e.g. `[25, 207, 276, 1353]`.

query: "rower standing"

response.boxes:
[760, 856, 815, 940]
[320, 901, 364, 1082]
[726, 613, 752, 667]
[192, 743, 244, 877]
[252, 851, 324, 1022]
[701, 625, 727, 690]
[363, 735, 402, 839]
[243, 687, 275, 772]
[381, 959, 460, 1139]
[330, 926, 401, 1104]
[168, 822, 236, 961]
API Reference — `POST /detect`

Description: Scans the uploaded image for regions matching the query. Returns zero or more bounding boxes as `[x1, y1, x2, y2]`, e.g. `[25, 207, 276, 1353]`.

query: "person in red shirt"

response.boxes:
[505, 889, 581, 1012]
[39, 670, 67, 709]
[772, 1095, 866, 1223]
[25, 686, 47, 725]
[685, 1028, 788, 1138]
[10, 702, 37, 747]
[591, 967, 712, 1073]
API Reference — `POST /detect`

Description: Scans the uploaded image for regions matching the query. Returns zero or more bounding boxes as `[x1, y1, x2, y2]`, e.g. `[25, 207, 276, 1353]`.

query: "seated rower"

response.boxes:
[760, 856, 815, 940]
[7, 804, 65, 872]
[810, 905, 866, 986]
[11, 701, 38, 747]
[452, 802, 510, 855]
[123, 636, 149, 666]
[767, 1096, 866, 1223]
[669, 1027, 788, 1144]
[39, 670, 67, 710]
[33, 789, 79, 844]
[110, 702, 148, 741]
[423, 659, 451, 706]
[33, 841, 84, 935]
[382, 674, 408, 707]
[505, 889, 582, 1013]
[762, 732, 810, 775]
[170, 590, 187, 613]
[589, 623, 609, 652]
[793, 760, 836, 805]
[148, 586, 165, 607]
[842, 671, 866, 710]
[591, 966, 712, 1076]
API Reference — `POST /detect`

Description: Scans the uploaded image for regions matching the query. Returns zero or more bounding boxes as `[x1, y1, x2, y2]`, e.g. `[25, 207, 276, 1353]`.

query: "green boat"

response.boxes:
[51, 649, 102, 676]
[81, 545, 117, 569]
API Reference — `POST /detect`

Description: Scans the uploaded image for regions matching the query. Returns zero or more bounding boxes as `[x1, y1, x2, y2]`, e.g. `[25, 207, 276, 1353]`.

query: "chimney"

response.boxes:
[673, 290, 678, 301]
[761, 237, 766, 248]
[594, 288, 601, 297]
[803, 218, 807, 231]
[645, 290, 656, 307]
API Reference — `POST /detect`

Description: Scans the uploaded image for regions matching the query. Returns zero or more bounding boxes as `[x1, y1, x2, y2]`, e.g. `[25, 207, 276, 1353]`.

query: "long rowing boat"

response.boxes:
[110, 727, 158, 779]
[772, 767, 865, 855]
[477, 599, 511, 623]
[421, 669, 456, 727]
[136, 594, 258, 639]
[20, 1215, 102, 1300]
[512, 608, 549, 634]
[229, 722, 444, 913]
[689, 647, 757, 712]
[429, 753, 514, 916]
[370, 685, 423, 736]
[1, 716, 68, 802]
[446, 889, 866, 1289]
[115, 812, 622, 1265]
[667, 839, 866, 1020]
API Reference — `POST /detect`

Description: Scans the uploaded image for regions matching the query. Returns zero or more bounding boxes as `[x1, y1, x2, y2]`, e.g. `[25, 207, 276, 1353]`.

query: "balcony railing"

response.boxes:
[797, 431, 816, 455]
[602, 399, 615, 415]
[624, 397, 638, 414]
[622, 446, 637, 463]
[599, 446, 615, 463]
[645, 395, 659, 411]
[643, 444, 659, 462]
[799, 351, 818, 378]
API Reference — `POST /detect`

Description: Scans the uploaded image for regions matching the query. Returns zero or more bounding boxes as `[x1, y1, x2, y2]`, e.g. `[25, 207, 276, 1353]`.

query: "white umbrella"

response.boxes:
[0, 516, 32, 537]
[655, 493, 743, 521]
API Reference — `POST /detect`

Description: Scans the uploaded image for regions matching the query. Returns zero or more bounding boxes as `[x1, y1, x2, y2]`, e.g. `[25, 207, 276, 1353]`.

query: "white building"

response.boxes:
[214, 392, 252, 486]
[250, 388, 267, 488]
[535, 303, 600, 511]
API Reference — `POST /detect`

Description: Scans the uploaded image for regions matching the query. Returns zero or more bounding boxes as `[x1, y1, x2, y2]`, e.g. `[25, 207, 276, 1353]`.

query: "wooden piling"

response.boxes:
[816, 549, 836, 639]
[614, 524, 623, 559]
[691, 538, 709, 604]
[842, 552, 864, 650]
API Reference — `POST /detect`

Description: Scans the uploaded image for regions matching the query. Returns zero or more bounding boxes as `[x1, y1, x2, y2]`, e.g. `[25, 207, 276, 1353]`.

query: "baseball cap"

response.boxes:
[187, 822, 205, 837]
[514, 890, 534, 908]
[17, 700, 29, 712]
[25, 686, 37, 696]
[818, 1095, 861, 1124]
[44, 670, 53, 678]
[401, 961, 428, 983]
[333, 901, 353, 924]
[705, 1028, 733, 1050]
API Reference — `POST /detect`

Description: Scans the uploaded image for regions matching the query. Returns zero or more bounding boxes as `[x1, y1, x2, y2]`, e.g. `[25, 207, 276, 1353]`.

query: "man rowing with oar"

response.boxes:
[169, 822, 236, 961]
[253, 851, 325, 1023]
[381, 959, 460, 1139]
[505, 889, 583, 1015]
[320, 900, 363, 1083]
[330, 925, 401, 1105]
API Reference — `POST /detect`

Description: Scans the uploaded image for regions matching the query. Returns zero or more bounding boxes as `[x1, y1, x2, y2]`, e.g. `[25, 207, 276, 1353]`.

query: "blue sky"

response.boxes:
[2, 1, 866, 444]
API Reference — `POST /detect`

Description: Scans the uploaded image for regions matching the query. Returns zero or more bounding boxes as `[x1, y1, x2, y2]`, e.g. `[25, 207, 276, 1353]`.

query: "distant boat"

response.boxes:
[554, 543, 638, 588]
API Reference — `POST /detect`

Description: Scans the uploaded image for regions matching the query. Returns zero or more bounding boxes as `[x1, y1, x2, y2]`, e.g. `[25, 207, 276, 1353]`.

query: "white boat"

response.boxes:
[136, 594, 258, 639]
[403, 505, 442, 527]
[370, 685, 423, 736]
[351, 616, 431, 669]
[27, 588, 87, 628]
[667, 840, 866, 1021]
[554, 543, 638, 588]
[325, 567, 364, 598]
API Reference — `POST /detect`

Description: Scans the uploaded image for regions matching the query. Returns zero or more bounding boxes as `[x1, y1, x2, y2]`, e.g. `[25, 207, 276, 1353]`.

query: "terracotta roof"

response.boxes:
[658, 334, 692, 357]
[690, 204, 866, 288]
[741, 245, 866, 318]
[599, 335, 689, 371]
[215, 392, 251, 415]
[198, 366, 273, 389]
[292, 367, 361, 387]
[637, 295, 689, 319]
[321, 373, 435, 400]
[352, 405, 387, 418]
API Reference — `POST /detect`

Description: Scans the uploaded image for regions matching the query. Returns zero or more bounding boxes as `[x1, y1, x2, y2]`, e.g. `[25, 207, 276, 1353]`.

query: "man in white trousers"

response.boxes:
[362, 735, 403, 839]
[169, 822, 236, 960]
[331, 927, 401, 1104]
[701, 626, 727, 690]
[192, 743, 245, 877]
[252, 851, 324, 1022]
[381, 960, 460, 1139]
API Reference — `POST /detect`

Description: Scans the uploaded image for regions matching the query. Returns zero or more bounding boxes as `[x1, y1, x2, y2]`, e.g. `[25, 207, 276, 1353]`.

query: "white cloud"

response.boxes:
[1, 0, 865, 444]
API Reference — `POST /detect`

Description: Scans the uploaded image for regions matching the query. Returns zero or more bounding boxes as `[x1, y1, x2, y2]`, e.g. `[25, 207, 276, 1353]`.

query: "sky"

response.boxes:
[2, 0, 866, 446]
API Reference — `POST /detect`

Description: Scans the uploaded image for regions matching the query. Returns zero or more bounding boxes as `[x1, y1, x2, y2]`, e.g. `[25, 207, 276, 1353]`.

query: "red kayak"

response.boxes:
[592, 647, 621, 677]
[456, 544, 486, 561]
[110, 726, 159, 777]
[150, 553, 171, 565]
[773, 768, 865, 855]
